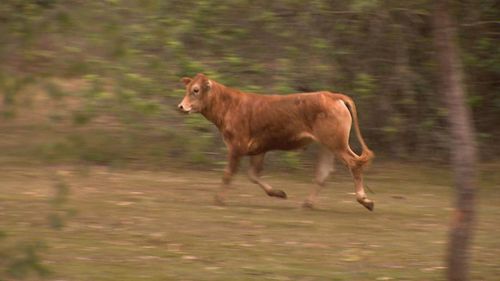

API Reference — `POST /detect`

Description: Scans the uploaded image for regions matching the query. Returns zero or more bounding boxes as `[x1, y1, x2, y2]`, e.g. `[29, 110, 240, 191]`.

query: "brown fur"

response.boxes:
[178, 73, 375, 211]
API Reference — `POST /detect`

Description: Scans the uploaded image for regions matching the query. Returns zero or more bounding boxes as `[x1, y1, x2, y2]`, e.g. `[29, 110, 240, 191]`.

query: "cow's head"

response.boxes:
[177, 73, 212, 114]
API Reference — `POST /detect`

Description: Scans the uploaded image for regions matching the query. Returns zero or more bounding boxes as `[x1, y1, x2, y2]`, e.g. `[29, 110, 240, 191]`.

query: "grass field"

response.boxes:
[1, 161, 499, 281]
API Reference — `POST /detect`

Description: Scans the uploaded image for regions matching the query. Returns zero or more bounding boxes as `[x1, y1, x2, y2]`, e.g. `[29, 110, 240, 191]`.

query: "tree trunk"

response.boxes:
[433, 1, 478, 281]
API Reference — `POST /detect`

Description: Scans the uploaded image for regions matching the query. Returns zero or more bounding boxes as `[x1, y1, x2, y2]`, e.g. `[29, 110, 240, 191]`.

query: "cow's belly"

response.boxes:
[247, 132, 316, 155]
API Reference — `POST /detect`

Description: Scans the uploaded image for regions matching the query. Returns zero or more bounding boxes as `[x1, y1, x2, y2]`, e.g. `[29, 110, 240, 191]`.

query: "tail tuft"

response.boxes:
[358, 147, 374, 167]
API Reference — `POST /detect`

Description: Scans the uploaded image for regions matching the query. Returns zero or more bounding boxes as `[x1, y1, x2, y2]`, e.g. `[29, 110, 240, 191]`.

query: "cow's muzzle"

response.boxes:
[177, 103, 191, 113]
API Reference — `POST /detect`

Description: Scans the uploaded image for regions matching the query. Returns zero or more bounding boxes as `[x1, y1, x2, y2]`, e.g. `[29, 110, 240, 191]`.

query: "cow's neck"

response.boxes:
[201, 82, 241, 129]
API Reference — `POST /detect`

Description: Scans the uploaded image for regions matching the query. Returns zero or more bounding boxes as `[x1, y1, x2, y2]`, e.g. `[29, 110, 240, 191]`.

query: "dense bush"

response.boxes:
[1, 0, 499, 167]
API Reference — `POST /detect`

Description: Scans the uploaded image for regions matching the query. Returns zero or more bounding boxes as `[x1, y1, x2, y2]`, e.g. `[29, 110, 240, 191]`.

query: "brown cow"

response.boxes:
[178, 73, 375, 211]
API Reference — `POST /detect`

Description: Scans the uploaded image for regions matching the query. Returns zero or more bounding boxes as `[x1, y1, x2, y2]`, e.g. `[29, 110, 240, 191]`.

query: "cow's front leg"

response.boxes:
[248, 154, 287, 199]
[214, 151, 241, 205]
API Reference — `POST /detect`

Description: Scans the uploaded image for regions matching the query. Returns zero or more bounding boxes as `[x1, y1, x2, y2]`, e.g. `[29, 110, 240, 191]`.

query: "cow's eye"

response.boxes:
[192, 88, 200, 95]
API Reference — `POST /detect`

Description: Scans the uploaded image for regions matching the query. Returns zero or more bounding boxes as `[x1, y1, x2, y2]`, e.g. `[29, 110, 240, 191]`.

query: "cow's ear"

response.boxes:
[181, 77, 192, 86]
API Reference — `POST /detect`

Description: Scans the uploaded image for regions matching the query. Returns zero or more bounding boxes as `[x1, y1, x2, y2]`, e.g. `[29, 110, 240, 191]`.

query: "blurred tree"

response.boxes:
[433, 0, 478, 280]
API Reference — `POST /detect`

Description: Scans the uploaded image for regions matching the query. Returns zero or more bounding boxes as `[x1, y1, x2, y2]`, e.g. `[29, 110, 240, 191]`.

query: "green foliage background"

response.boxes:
[0, 0, 499, 168]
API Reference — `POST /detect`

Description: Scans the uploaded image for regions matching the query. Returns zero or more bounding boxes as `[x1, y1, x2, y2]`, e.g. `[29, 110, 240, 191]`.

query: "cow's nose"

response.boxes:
[178, 103, 184, 110]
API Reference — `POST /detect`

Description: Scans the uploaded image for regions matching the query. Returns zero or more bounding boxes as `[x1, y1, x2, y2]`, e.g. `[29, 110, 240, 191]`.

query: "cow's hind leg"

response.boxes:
[303, 146, 335, 208]
[337, 148, 374, 211]
[248, 154, 287, 199]
[215, 152, 241, 205]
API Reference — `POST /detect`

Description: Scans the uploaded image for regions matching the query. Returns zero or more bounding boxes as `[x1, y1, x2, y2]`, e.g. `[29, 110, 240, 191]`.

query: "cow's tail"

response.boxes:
[339, 95, 374, 167]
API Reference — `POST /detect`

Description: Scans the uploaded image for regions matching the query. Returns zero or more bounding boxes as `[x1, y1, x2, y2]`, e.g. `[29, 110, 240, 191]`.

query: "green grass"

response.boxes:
[0, 162, 499, 281]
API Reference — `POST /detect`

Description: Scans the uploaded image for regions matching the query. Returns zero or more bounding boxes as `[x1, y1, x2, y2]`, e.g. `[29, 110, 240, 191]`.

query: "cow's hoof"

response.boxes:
[357, 198, 374, 211]
[269, 189, 287, 199]
[214, 194, 226, 206]
[302, 200, 315, 209]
